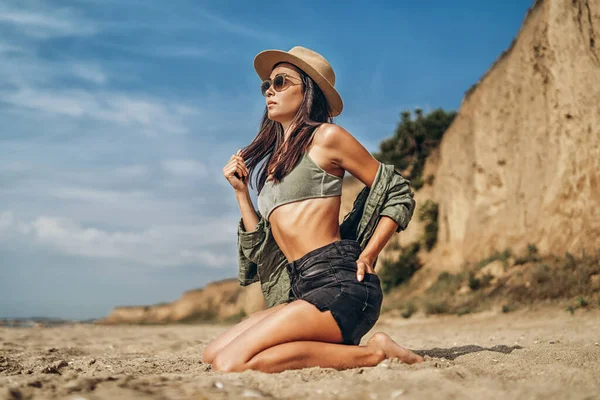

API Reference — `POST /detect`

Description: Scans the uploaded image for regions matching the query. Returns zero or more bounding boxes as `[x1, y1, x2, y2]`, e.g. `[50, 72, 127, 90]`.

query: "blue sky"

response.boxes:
[0, 0, 533, 319]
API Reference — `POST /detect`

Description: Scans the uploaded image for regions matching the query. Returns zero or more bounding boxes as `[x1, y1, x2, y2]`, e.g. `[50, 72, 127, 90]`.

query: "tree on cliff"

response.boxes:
[372, 108, 456, 189]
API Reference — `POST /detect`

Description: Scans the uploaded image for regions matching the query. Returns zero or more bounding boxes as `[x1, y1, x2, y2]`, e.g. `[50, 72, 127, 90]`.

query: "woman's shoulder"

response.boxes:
[314, 123, 356, 148]
[313, 123, 346, 142]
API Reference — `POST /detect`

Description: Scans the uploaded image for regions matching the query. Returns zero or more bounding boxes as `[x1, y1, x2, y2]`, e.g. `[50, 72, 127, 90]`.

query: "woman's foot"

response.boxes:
[367, 332, 424, 364]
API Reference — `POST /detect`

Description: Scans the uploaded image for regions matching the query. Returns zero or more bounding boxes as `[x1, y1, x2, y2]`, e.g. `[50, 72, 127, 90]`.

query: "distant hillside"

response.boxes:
[97, 279, 264, 325]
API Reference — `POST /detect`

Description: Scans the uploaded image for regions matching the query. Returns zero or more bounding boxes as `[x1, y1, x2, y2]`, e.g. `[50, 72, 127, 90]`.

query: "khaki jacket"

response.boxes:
[237, 162, 415, 307]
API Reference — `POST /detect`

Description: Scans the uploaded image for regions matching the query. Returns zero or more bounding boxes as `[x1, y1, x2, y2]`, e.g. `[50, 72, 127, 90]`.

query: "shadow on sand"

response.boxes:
[413, 344, 524, 360]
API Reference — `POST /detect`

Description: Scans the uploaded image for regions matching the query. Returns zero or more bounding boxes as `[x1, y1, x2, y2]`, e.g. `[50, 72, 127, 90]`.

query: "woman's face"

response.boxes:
[264, 63, 304, 123]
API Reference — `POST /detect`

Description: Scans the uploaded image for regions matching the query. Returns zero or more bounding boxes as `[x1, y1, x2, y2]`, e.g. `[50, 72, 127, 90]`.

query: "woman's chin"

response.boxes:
[267, 111, 283, 122]
[268, 110, 297, 123]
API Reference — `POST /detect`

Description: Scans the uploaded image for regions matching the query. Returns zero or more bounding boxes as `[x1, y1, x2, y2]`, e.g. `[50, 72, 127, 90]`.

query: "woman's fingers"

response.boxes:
[224, 165, 242, 179]
[234, 165, 245, 179]
[356, 258, 377, 282]
[225, 159, 247, 176]
[224, 150, 248, 182]
[234, 158, 248, 176]
[233, 161, 247, 177]
[356, 260, 366, 282]
[232, 150, 248, 175]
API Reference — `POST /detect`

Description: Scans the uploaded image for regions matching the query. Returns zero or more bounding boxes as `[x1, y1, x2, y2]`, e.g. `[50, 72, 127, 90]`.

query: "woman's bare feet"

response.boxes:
[367, 332, 424, 364]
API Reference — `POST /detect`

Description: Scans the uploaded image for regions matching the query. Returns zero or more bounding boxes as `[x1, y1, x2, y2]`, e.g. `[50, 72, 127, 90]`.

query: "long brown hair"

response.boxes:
[241, 63, 334, 194]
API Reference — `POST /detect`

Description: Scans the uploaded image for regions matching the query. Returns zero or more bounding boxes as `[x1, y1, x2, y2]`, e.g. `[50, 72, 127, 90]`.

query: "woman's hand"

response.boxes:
[223, 149, 249, 193]
[356, 254, 376, 282]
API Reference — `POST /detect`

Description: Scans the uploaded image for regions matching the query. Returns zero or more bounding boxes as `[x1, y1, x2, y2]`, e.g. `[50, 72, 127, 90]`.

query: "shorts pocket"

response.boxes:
[297, 259, 332, 279]
[330, 259, 359, 280]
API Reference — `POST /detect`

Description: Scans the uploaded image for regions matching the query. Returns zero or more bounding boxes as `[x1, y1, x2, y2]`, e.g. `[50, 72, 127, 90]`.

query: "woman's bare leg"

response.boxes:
[202, 303, 286, 364]
[244, 332, 423, 373]
[210, 300, 423, 373]
[245, 339, 385, 372]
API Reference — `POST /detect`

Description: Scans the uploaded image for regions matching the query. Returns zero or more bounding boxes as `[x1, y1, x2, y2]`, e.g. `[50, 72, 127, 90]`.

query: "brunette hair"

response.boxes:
[241, 63, 333, 194]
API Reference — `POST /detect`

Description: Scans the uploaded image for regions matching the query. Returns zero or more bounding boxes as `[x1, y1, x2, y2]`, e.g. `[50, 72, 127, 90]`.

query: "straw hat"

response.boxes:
[254, 46, 343, 117]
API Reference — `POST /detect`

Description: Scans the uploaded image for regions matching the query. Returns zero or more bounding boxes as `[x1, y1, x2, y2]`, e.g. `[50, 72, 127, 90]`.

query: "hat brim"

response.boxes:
[253, 49, 343, 117]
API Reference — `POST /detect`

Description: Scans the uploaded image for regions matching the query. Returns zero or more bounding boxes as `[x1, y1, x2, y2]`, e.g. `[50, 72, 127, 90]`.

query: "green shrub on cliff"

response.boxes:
[379, 242, 421, 293]
[372, 108, 456, 189]
[418, 200, 439, 251]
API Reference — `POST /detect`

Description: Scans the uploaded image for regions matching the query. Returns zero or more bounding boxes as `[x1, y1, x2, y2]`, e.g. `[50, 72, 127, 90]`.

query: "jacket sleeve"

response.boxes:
[236, 212, 267, 286]
[379, 167, 416, 232]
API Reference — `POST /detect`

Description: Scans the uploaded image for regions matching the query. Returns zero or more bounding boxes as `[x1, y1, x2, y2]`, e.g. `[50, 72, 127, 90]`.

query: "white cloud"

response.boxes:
[162, 159, 208, 177]
[0, 41, 28, 55]
[0, 211, 15, 233]
[0, 3, 97, 38]
[88, 2, 284, 43]
[0, 1, 256, 283]
[50, 187, 149, 204]
[0, 2, 199, 138]
[196, 8, 283, 42]
[0, 211, 238, 268]
[108, 44, 223, 60]
[71, 63, 108, 84]
[2, 87, 196, 135]
[114, 165, 148, 179]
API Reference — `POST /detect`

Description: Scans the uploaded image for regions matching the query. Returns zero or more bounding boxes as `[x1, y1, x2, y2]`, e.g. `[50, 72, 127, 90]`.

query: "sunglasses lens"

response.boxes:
[260, 80, 271, 96]
[273, 75, 285, 90]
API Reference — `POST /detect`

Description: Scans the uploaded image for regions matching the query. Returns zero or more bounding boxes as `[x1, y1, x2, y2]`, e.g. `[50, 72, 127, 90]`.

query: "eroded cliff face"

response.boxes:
[427, 0, 600, 270]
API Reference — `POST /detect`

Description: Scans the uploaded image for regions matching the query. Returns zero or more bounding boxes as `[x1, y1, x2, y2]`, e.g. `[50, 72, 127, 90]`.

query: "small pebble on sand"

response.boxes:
[243, 388, 266, 397]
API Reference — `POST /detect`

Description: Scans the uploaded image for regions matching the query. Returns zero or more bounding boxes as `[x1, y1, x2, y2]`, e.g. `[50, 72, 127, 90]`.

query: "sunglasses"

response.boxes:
[260, 73, 302, 96]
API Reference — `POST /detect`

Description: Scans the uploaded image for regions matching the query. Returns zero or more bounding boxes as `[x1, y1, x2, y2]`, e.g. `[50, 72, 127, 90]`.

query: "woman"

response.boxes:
[204, 46, 424, 373]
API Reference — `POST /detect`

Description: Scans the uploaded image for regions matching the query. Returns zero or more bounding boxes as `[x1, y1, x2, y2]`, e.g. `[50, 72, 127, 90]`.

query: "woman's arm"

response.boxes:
[357, 216, 399, 272]
[225, 149, 260, 232]
[236, 189, 260, 233]
[321, 124, 405, 281]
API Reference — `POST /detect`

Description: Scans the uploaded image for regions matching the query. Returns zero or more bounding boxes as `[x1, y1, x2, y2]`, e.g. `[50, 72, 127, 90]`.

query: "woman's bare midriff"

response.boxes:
[265, 124, 346, 263]
[268, 196, 343, 263]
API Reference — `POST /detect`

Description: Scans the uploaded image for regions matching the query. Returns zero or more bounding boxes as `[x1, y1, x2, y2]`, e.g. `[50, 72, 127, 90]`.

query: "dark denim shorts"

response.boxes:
[285, 238, 383, 345]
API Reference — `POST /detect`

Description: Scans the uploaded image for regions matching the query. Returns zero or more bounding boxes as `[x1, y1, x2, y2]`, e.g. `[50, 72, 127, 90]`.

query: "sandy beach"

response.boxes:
[1, 306, 599, 400]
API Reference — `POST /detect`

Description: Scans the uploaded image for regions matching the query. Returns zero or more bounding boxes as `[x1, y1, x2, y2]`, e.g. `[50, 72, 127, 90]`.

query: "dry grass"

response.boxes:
[388, 248, 600, 317]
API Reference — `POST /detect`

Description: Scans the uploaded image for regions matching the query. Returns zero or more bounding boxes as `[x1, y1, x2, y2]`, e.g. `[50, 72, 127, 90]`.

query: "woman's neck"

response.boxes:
[281, 119, 298, 141]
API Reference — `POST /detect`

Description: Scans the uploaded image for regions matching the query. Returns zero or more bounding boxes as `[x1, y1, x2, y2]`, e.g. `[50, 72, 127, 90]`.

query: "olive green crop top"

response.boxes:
[257, 151, 343, 222]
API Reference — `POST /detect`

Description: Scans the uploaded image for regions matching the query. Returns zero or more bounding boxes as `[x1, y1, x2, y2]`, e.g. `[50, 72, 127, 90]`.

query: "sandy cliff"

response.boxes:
[424, 0, 600, 270]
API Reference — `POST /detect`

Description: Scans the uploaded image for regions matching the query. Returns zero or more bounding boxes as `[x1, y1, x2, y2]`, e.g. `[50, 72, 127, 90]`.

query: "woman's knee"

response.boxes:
[212, 351, 246, 373]
[203, 305, 284, 365]
[202, 342, 219, 364]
